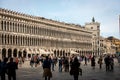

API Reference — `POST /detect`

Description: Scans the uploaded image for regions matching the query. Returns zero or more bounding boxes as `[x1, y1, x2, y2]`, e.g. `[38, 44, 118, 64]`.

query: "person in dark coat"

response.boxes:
[58, 57, 63, 72]
[104, 55, 110, 71]
[109, 56, 114, 71]
[42, 56, 52, 80]
[0, 58, 8, 80]
[7, 58, 17, 80]
[91, 56, 96, 69]
[70, 57, 80, 80]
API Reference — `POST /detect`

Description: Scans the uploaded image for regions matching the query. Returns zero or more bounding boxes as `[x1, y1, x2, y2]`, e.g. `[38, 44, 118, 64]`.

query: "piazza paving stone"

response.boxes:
[5, 58, 120, 80]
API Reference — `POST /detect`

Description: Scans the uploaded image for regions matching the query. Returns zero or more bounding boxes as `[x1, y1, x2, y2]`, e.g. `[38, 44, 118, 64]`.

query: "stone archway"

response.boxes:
[57, 50, 59, 57]
[8, 48, 12, 58]
[23, 50, 27, 58]
[60, 50, 62, 57]
[68, 52, 70, 56]
[28, 54, 31, 58]
[63, 50, 65, 56]
[18, 51, 22, 58]
[54, 50, 57, 57]
[13, 49, 17, 57]
[2, 48, 6, 59]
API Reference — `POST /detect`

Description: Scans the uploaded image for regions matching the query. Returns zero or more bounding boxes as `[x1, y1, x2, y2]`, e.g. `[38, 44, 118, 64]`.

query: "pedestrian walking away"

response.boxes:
[0, 58, 8, 80]
[7, 58, 18, 80]
[98, 56, 103, 69]
[91, 56, 96, 69]
[70, 57, 80, 80]
[42, 56, 52, 80]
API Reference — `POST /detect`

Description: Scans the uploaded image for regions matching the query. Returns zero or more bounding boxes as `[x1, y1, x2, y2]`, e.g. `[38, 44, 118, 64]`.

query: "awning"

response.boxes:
[103, 53, 107, 54]
[48, 50, 54, 54]
[35, 49, 40, 54]
[70, 51, 79, 55]
[25, 48, 33, 54]
[39, 49, 51, 55]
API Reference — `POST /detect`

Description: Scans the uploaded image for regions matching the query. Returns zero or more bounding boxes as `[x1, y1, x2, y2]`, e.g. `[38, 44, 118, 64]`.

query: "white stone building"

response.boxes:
[0, 8, 93, 59]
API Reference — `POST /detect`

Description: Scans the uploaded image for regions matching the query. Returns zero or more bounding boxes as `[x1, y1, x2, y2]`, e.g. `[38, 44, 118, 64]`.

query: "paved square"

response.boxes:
[5, 58, 120, 80]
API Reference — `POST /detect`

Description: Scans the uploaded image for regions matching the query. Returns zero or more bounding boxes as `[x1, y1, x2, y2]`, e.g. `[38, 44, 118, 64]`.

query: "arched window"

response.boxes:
[13, 23, 15, 32]
[1, 21, 4, 30]
[2, 48, 6, 59]
[10, 22, 12, 31]
[13, 48, 17, 57]
[7, 22, 9, 31]
[4, 35, 7, 44]
[8, 35, 10, 44]
[2, 34, 4, 44]
[4, 21, 6, 31]
[10, 35, 12, 45]
[13, 36, 15, 45]
[15, 36, 17, 45]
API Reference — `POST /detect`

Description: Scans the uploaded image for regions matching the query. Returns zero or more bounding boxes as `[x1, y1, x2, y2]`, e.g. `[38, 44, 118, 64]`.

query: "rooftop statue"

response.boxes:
[92, 17, 95, 22]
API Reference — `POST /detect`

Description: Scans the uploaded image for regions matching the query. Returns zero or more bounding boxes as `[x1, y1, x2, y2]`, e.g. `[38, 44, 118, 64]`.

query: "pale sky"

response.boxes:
[0, 0, 120, 38]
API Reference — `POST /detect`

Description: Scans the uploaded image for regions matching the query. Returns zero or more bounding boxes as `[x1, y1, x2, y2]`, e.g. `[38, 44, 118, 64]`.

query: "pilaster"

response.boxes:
[0, 16, 1, 31]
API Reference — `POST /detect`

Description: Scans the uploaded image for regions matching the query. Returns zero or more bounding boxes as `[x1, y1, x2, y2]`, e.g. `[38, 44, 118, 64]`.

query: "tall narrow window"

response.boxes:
[1, 21, 3, 30]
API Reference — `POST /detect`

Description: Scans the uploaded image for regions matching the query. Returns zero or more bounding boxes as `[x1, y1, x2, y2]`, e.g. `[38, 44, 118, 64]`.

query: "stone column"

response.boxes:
[0, 33, 1, 45]
[6, 49, 8, 58]
[58, 50, 59, 57]
[3, 21, 4, 31]
[7, 22, 9, 31]
[0, 16, 1, 30]
[0, 49, 2, 60]
[12, 35, 14, 45]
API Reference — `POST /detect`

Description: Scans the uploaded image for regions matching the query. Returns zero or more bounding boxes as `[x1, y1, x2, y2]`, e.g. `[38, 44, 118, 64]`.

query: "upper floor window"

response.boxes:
[97, 26, 99, 30]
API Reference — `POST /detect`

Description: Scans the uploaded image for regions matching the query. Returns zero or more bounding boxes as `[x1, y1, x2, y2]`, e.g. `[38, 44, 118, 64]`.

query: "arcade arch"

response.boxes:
[13, 48, 17, 57]
[2, 48, 6, 59]
[8, 48, 12, 58]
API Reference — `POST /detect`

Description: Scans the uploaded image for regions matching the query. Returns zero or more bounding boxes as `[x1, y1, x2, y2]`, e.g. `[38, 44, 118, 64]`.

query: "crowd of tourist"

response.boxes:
[0, 54, 120, 80]
[27, 54, 119, 80]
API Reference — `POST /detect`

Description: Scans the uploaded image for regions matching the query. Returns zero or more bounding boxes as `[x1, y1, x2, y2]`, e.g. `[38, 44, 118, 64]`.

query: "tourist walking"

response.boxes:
[104, 55, 110, 71]
[58, 57, 63, 72]
[64, 57, 69, 72]
[30, 56, 34, 67]
[98, 56, 103, 69]
[70, 57, 80, 80]
[7, 58, 17, 80]
[117, 55, 120, 65]
[14, 57, 19, 69]
[109, 56, 114, 71]
[42, 56, 52, 80]
[84, 56, 87, 66]
[18, 57, 23, 67]
[91, 56, 96, 69]
[51, 58, 55, 71]
[0, 58, 8, 80]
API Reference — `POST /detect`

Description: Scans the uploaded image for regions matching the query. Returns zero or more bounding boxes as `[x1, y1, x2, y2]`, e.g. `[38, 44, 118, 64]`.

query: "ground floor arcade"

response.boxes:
[0, 46, 94, 60]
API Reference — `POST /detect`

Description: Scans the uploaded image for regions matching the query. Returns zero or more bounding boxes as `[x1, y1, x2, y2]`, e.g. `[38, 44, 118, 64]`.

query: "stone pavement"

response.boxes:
[6, 58, 120, 80]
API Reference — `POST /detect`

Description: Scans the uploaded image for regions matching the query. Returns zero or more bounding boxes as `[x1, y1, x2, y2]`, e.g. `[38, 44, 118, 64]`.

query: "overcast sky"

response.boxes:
[0, 0, 120, 38]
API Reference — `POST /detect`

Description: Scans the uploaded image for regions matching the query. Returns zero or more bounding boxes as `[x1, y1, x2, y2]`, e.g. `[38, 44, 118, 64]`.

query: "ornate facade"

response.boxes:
[0, 8, 92, 59]
[85, 17, 101, 56]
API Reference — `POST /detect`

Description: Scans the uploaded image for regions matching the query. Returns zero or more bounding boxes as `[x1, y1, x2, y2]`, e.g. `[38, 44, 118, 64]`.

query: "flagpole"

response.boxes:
[119, 15, 120, 39]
